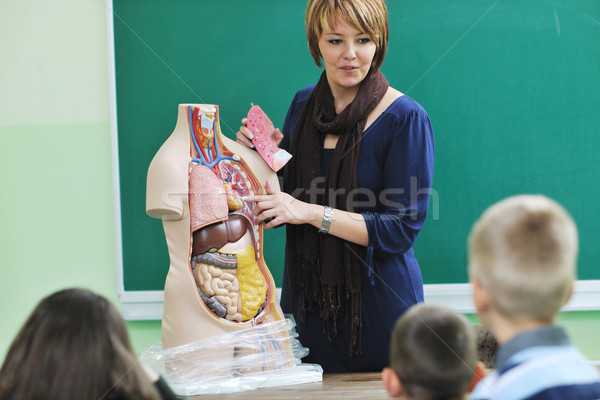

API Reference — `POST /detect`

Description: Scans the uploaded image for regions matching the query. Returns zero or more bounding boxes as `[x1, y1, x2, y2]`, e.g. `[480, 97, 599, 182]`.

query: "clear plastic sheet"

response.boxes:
[140, 318, 323, 395]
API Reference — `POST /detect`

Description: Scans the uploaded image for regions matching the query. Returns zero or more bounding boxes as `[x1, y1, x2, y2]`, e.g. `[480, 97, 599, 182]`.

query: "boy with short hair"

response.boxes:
[468, 195, 600, 399]
[382, 303, 484, 399]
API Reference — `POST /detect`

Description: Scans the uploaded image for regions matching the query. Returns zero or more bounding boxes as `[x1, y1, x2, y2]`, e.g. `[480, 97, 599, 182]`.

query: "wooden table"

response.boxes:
[191, 372, 388, 399]
[188, 365, 600, 399]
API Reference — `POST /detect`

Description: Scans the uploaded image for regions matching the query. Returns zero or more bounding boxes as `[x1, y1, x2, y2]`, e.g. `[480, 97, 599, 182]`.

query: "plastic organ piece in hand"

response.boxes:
[247, 105, 292, 172]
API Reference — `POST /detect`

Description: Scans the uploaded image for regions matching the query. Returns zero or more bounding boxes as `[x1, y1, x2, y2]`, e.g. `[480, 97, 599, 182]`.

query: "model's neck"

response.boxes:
[174, 103, 217, 133]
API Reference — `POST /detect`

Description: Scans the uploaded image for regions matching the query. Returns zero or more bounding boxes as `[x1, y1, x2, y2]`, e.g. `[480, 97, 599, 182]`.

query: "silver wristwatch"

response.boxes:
[318, 206, 333, 234]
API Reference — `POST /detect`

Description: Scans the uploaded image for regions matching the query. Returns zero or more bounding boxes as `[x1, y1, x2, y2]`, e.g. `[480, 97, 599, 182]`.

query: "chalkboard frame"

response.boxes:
[106, 1, 600, 319]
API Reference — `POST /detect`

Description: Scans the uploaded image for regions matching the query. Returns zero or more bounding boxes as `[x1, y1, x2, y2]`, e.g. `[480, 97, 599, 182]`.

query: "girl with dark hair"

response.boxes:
[0, 288, 178, 400]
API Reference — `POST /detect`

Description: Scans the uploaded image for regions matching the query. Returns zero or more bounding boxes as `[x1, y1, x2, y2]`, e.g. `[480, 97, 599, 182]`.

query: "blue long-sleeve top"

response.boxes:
[279, 84, 435, 372]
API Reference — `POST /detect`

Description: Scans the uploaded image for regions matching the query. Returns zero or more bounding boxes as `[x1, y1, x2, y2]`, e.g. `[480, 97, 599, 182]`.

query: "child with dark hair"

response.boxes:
[382, 303, 484, 399]
[0, 288, 179, 400]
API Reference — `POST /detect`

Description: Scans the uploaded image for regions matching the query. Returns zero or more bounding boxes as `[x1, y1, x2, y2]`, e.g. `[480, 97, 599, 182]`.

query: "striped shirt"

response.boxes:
[470, 326, 600, 400]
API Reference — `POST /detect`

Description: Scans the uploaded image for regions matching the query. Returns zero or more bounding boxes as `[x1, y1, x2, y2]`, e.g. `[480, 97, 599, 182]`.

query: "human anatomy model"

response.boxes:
[146, 104, 286, 349]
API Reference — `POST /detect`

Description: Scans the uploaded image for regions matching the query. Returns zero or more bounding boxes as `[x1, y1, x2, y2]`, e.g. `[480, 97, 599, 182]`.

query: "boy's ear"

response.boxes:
[472, 278, 490, 314]
[564, 280, 574, 305]
[382, 367, 404, 398]
[467, 361, 487, 393]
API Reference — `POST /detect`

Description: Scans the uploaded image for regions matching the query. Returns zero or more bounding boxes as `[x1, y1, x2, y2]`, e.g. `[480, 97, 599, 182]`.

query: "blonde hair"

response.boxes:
[390, 303, 476, 400]
[305, 0, 389, 73]
[468, 195, 578, 322]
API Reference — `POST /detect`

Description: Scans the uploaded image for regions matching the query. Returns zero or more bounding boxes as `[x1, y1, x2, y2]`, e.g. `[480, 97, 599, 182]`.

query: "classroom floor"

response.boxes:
[190, 372, 388, 399]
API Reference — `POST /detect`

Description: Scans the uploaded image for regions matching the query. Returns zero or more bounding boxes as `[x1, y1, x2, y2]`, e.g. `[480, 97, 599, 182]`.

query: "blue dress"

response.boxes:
[279, 85, 435, 372]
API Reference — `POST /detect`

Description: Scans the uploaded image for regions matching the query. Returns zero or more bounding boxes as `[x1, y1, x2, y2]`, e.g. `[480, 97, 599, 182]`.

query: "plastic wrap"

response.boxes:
[140, 318, 323, 395]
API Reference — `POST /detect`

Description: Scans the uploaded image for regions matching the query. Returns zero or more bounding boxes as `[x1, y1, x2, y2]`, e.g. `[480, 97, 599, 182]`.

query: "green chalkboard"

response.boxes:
[113, 1, 600, 292]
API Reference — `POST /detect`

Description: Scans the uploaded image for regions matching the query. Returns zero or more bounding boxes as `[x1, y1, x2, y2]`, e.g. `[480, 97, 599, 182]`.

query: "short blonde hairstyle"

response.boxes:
[305, 0, 389, 73]
[468, 195, 578, 322]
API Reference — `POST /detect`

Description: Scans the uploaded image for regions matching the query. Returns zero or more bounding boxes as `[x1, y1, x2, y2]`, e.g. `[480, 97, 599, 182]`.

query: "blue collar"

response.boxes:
[496, 325, 570, 372]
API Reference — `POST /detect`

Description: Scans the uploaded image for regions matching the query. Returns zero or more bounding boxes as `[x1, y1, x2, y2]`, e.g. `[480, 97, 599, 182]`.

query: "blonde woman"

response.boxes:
[238, 0, 434, 371]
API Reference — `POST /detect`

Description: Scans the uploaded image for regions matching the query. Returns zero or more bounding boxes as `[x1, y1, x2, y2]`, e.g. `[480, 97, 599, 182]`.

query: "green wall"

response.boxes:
[1, 0, 598, 361]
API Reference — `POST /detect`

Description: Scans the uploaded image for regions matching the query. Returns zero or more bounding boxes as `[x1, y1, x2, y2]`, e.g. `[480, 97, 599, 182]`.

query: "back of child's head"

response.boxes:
[0, 288, 161, 400]
[389, 303, 476, 400]
[468, 195, 578, 323]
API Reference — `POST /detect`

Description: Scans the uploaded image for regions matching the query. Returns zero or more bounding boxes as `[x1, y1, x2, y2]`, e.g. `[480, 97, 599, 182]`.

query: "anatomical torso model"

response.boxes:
[146, 104, 285, 350]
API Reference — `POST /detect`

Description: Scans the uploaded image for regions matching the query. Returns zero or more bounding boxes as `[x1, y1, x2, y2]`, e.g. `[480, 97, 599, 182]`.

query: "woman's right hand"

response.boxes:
[236, 117, 284, 149]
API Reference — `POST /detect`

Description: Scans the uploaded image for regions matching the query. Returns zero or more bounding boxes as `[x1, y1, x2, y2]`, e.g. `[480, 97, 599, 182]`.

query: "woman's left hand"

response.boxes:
[243, 181, 312, 229]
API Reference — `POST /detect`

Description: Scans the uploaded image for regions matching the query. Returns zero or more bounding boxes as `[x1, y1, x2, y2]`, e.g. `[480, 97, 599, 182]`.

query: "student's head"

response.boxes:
[383, 303, 478, 400]
[0, 288, 161, 400]
[305, 0, 389, 73]
[468, 195, 578, 324]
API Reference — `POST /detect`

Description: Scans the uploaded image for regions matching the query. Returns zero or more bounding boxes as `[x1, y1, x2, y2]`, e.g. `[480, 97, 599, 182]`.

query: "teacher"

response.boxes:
[238, 0, 435, 372]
